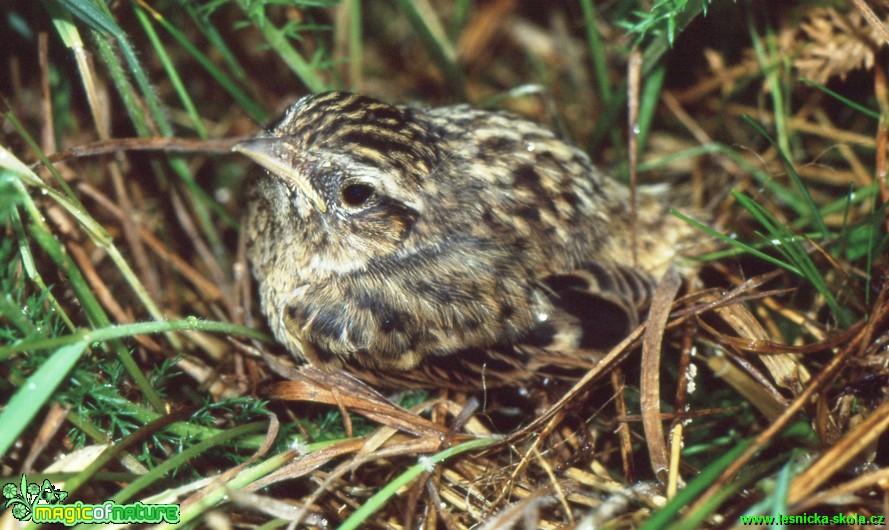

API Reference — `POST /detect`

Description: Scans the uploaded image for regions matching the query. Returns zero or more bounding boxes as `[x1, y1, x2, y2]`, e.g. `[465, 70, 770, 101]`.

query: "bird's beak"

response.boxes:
[234, 137, 328, 213]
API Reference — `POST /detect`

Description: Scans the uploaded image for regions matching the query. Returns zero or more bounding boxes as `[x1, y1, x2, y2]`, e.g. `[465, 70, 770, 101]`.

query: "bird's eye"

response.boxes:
[341, 183, 375, 206]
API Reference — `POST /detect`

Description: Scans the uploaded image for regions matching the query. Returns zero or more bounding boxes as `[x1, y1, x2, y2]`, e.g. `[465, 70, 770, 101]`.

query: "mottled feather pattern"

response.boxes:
[239, 92, 695, 371]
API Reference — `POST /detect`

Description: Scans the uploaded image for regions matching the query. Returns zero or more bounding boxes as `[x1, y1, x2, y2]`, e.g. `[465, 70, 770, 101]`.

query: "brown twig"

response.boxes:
[34, 137, 244, 169]
[640, 266, 682, 482]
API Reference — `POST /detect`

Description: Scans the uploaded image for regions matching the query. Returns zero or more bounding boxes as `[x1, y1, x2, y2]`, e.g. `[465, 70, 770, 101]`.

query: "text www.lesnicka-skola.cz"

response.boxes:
[739, 513, 885, 525]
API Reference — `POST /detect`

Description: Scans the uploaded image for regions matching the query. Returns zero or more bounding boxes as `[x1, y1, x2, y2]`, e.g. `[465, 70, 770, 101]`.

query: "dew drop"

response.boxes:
[215, 188, 232, 203]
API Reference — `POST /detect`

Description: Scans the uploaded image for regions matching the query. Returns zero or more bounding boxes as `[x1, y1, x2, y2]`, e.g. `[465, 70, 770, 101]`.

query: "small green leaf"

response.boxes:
[0, 342, 88, 459]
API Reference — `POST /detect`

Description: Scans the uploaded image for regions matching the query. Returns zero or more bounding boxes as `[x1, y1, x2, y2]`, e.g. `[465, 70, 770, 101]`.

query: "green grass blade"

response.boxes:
[819, 182, 877, 217]
[767, 458, 792, 523]
[392, 0, 464, 98]
[347, 0, 362, 89]
[53, 1, 231, 251]
[449, 0, 471, 40]
[58, 0, 175, 140]
[1, 144, 167, 410]
[837, 183, 855, 259]
[2, 93, 81, 206]
[0, 342, 88, 458]
[163, 2, 269, 122]
[7, 208, 76, 334]
[591, 1, 705, 152]
[110, 421, 270, 504]
[671, 209, 802, 275]
[637, 141, 802, 211]
[742, 115, 829, 236]
[636, 63, 666, 156]
[52, 0, 121, 37]
[864, 195, 887, 305]
[580, 0, 612, 107]
[731, 191, 853, 327]
[235, 0, 329, 94]
[637, 143, 726, 172]
[186, 2, 253, 86]
[0, 318, 269, 359]
[639, 436, 753, 530]
[337, 437, 499, 530]
[157, 447, 313, 528]
[801, 78, 880, 119]
[134, 6, 208, 138]
[749, 21, 792, 158]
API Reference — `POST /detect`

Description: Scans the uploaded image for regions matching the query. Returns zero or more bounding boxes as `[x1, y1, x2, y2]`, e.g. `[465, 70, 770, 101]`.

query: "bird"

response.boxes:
[236, 91, 697, 380]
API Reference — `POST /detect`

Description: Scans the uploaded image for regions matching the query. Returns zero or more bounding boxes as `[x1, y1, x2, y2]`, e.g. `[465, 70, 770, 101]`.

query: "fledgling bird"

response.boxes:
[237, 91, 696, 373]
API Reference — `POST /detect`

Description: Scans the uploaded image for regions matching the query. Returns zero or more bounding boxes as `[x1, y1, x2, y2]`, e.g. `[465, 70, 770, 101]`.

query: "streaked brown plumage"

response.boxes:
[238, 92, 695, 373]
